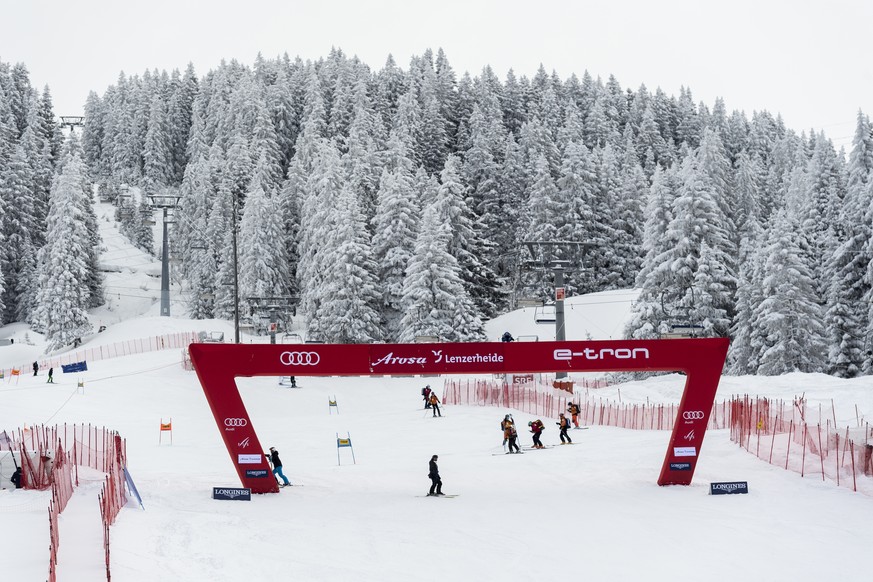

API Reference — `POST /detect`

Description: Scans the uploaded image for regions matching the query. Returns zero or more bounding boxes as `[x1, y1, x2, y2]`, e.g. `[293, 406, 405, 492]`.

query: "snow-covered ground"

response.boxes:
[1, 199, 873, 581]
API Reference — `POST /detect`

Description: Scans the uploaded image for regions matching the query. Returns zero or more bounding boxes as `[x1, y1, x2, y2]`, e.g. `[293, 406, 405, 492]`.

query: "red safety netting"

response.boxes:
[4, 424, 128, 581]
[443, 378, 731, 430]
[46, 443, 75, 582]
[730, 396, 873, 495]
[1, 331, 198, 379]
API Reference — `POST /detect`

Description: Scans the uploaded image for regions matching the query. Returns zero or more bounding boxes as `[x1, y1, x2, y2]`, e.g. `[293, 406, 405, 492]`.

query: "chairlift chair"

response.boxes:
[534, 303, 556, 324]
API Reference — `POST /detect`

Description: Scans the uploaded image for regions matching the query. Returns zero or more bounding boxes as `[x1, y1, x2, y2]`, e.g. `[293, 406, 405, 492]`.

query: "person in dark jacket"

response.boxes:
[422, 385, 432, 409]
[267, 446, 291, 487]
[427, 454, 443, 496]
[47, 368, 54, 383]
[32, 361, 38, 376]
[11, 467, 22, 488]
[501, 331, 514, 342]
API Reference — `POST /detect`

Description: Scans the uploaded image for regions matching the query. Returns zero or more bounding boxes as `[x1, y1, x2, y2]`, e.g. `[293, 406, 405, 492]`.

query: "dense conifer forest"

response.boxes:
[1, 49, 872, 375]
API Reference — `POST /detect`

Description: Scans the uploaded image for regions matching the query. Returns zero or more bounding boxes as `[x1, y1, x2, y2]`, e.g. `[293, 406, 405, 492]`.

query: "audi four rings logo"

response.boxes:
[224, 418, 248, 427]
[280, 351, 321, 366]
[683, 411, 705, 420]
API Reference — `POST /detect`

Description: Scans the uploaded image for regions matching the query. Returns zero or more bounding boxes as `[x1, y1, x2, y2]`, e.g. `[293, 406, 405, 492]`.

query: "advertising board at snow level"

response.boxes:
[212, 487, 251, 501]
[710, 481, 749, 495]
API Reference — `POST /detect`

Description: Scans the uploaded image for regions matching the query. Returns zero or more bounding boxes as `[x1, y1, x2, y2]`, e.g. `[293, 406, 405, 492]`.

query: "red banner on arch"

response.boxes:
[189, 338, 729, 493]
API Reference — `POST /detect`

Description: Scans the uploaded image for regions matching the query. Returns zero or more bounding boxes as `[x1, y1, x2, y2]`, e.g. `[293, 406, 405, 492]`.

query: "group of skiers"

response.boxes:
[417, 383, 585, 495]
[498, 404, 580, 451]
[421, 385, 441, 417]
[31, 361, 54, 383]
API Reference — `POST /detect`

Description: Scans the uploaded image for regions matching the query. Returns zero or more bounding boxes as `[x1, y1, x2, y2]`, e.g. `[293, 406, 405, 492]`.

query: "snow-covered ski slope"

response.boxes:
[3, 341, 873, 581]
[2, 229, 873, 580]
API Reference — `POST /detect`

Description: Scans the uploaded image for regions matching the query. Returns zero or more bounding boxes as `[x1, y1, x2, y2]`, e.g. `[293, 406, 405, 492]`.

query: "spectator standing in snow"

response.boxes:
[557, 413, 572, 444]
[11, 467, 22, 488]
[47, 368, 54, 383]
[501, 331, 514, 342]
[32, 361, 38, 376]
[427, 455, 443, 496]
[267, 446, 291, 487]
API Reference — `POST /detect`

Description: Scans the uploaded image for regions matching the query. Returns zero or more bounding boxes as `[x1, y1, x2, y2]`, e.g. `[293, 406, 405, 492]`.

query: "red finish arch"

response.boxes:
[189, 338, 729, 493]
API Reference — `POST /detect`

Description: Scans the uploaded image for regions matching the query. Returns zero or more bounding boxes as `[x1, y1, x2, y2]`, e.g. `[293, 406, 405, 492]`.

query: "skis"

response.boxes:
[417, 494, 459, 498]
[572, 427, 590, 430]
[492, 451, 524, 456]
[523, 445, 555, 450]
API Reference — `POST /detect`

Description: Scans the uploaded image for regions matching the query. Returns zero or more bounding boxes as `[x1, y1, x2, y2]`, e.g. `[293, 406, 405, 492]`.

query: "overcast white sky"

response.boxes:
[2, 0, 870, 149]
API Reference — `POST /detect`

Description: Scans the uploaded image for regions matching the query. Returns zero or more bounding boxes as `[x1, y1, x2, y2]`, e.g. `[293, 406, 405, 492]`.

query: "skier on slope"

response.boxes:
[567, 402, 581, 428]
[500, 414, 514, 445]
[528, 419, 545, 449]
[427, 454, 444, 496]
[422, 385, 432, 409]
[266, 446, 291, 487]
[429, 392, 441, 417]
[504, 422, 521, 453]
[557, 413, 572, 444]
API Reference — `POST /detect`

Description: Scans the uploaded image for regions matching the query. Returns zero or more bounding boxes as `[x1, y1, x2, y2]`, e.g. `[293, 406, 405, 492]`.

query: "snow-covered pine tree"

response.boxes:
[176, 154, 217, 319]
[433, 155, 500, 318]
[625, 165, 680, 339]
[755, 209, 827, 375]
[371, 168, 420, 340]
[142, 94, 173, 194]
[662, 153, 735, 336]
[398, 200, 484, 342]
[827, 110, 873, 375]
[31, 153, 94, 350]
[238, 171, 289, 308]
[728, 232, 765, 375]
[343, 76, 385, 223]
[553, 140, 598, 294]
[0, 143, 37, 322]
[297, 138, 344, 337]
[315, 183, 383, 342]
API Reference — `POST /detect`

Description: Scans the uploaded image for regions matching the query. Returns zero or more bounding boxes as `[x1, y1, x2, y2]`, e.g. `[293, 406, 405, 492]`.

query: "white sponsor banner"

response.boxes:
[238, 454, 262, 464]
[673, 447, 697, 457]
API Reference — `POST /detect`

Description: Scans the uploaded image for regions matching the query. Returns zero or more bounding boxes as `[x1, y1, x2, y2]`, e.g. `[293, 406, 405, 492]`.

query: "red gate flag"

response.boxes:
[189, 338, 729, 493]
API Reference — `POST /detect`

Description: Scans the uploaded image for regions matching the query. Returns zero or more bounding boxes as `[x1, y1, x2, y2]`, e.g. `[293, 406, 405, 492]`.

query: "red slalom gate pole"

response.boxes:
[817, 424, 825, 481]
[769, 415, 778, 464]
[801, 424, 808, 478]
[849, 442, 857, 492]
